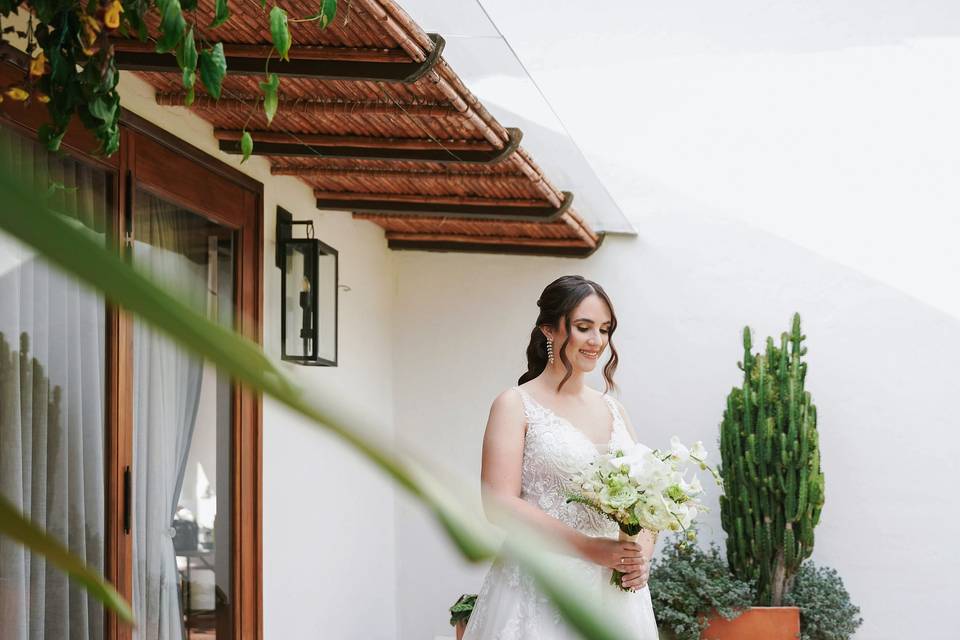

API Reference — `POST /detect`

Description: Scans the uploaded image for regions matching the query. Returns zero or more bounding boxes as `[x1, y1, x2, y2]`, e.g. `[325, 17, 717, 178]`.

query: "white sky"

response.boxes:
[402, 0, 960, 319]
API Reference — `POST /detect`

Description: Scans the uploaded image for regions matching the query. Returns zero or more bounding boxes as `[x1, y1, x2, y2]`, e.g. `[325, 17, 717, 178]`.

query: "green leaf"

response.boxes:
[184, 80, 196, 107]
[259, 73, 279, 126]
[317, 0, 337, 28]
[198, 43, 227, 100]
[177, 27, 198, 88]
[155, 0, 187, 54]
[301, 0, 336, 27]
[210, 0, 230, 28]
[269, 5, 291, 61]
[181, 0, 197, 10]
[88, 96, 116, 123]
[0, 159, 635, 640]
[0, 496, 134, 624]
[37, 123, 66, 152]
[240, 130, 253, 163]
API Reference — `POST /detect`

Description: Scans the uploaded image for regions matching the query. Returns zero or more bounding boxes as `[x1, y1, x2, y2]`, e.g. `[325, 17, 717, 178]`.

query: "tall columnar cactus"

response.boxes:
[718, 313, 825, 606]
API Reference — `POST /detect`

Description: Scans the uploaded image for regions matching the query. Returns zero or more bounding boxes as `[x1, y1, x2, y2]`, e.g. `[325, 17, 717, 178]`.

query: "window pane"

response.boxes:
[0, 125, 110, 640]
[131, 190, 234, 640]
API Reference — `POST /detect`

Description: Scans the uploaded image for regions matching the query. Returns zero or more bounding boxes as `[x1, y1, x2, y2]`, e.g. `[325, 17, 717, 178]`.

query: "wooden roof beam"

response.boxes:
[215, 128, 523, 164]
[385, 232, 588, 248]
[315, 190, 574, 222]
[383, 234, 602, 258]
[113, 34, 445, 82]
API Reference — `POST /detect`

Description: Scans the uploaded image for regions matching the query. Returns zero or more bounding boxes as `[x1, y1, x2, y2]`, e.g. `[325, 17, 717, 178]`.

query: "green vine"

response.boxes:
[0, 0, 339, 157]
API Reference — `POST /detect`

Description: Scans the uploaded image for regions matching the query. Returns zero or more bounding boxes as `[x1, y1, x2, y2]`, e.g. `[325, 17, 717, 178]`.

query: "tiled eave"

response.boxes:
[122, 0, 602, 257]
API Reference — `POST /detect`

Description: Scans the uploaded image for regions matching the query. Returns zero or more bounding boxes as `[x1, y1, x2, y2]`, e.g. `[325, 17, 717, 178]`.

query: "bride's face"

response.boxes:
[545, 294, 612, 372]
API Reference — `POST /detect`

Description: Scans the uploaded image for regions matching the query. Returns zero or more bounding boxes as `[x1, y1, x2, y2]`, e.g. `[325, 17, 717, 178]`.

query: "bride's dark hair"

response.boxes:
[517, 275, 620, 394]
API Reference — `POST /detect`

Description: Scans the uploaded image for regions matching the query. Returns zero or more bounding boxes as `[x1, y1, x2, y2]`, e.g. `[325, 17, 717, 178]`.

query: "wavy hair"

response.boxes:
[517, 275, 619, 394]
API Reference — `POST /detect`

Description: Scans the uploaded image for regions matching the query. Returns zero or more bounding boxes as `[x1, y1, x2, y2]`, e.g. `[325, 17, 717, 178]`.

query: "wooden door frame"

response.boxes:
[0, 56, 264, 640]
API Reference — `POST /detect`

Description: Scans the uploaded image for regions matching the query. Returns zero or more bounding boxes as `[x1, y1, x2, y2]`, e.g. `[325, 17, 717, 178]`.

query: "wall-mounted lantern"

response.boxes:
[277, 207, 338, 366]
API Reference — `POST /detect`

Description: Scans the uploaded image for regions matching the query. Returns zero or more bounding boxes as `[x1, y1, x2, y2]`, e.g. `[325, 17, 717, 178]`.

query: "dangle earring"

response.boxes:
[546, 337, 554, 364]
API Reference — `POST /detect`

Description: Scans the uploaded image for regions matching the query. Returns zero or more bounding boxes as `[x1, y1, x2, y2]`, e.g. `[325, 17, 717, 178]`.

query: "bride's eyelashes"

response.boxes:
[576, 326, 609, 334]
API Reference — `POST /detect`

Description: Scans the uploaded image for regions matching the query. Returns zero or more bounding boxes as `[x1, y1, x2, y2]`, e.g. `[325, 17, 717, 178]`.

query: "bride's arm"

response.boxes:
[479, 389, 644, 570]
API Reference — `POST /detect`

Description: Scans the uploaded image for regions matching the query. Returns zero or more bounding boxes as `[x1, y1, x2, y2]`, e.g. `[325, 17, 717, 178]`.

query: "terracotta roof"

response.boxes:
[121, 0, 602, 256]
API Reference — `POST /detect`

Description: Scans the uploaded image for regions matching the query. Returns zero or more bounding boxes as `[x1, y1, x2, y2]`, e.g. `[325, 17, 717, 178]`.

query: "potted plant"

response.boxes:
[449, 593, 477, 640]
[650, 530, 863, 640]
[712, 313, 826, 638]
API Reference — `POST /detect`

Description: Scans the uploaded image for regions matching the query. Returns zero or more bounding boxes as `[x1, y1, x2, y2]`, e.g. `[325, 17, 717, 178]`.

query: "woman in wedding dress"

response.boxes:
[462, 275, 660, 640]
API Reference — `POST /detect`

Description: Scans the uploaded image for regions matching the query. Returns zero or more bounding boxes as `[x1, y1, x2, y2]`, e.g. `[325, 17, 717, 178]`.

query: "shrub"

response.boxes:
[649, 532, 754, 640]
[784, 561, 864, 640]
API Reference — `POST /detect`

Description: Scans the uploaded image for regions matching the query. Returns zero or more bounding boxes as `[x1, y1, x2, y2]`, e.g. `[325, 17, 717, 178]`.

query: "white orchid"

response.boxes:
[690, 440, 708, 462]
[679, 473, 704, 496]
[669, 435, 690, 463]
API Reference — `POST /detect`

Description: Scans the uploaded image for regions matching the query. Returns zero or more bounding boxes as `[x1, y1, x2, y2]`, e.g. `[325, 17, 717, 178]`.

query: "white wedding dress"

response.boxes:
[462, 385, 660, 640]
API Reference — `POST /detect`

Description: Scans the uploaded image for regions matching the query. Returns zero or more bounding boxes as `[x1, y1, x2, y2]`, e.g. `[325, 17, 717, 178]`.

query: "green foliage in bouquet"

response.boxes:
[784, 561, 863, 640]
[649, 530, 754, 640]
[719, 313, 826, 605]
[449, 593, 477, 628]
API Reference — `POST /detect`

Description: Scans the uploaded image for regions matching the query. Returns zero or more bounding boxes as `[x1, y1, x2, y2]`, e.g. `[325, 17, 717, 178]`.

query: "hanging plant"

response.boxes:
[0, 0, 339, 156]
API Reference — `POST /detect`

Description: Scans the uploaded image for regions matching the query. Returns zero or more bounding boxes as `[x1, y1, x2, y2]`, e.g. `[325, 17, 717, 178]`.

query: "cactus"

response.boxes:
[718, 313, 825, 606]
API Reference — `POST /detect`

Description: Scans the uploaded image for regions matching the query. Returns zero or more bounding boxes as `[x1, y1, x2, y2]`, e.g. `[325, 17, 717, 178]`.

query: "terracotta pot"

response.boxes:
[455, 619, 467, 640]
[701, 606, 800, 640]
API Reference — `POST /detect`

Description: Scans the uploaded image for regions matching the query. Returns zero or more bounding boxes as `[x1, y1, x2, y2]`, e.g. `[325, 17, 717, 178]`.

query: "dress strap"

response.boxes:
[512, 385, 536, 420]
[602, 394, 625, 429]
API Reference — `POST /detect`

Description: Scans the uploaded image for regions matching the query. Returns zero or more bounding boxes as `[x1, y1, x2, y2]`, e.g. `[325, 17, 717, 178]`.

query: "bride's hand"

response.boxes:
[579, 536, 646, 572]
[620, 564, 651, 591]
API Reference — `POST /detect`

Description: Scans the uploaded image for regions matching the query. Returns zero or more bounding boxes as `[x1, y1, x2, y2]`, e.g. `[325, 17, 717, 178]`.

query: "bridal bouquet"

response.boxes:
[566, 437, 723, 591]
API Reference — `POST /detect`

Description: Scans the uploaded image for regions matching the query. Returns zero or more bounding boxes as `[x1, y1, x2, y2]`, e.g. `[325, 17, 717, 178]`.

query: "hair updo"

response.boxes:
[517, 275, 620, 393]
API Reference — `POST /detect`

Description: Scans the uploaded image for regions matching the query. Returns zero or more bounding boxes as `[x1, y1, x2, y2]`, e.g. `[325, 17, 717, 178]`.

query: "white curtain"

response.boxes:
[130, 193, 206, 640]
[0, 128, 109, 639]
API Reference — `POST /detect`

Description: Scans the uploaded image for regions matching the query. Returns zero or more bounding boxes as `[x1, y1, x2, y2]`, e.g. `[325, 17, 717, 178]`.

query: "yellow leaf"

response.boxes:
[81, 16, 101, 48]
[5, 87, 29, 101]
[35, 92, 50, 103]
[104, 0, 124, 30]
[29, 52, 46, 79]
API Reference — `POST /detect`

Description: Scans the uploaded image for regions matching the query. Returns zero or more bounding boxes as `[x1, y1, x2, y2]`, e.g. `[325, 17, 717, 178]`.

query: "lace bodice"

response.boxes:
[513, 385, 635, 538]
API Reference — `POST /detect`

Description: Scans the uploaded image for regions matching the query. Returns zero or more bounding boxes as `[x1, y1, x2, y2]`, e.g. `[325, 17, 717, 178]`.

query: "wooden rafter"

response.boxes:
[113, 34, 446, 83]
[315, 190, 573, 222]
[216, 128, 523, 164]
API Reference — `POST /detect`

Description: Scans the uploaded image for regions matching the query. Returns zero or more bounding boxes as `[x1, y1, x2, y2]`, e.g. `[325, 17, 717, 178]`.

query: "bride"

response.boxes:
[461, 275, 660, 640]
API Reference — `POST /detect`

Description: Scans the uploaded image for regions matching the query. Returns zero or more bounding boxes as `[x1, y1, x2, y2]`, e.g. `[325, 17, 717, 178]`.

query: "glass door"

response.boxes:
[129, 188, 235, 640]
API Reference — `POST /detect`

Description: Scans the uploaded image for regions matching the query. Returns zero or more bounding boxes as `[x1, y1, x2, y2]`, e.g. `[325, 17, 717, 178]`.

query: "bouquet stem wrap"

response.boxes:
[612, 527, 658, 591]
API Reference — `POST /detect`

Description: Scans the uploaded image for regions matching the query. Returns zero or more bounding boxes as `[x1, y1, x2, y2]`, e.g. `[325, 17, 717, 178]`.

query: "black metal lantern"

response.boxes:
[277, 208, 338, 366]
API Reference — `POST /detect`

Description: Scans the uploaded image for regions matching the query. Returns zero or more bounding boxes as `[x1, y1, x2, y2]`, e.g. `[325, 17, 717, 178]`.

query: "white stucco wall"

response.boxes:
[116, 73, 400, 639]
[392, 4, 960, 638]
[392, 216, 960, 640]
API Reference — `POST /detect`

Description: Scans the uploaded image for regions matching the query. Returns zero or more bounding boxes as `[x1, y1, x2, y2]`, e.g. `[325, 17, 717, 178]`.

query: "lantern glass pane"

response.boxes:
[282, 243, 315, 359]
[317, 251, 336, 361]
